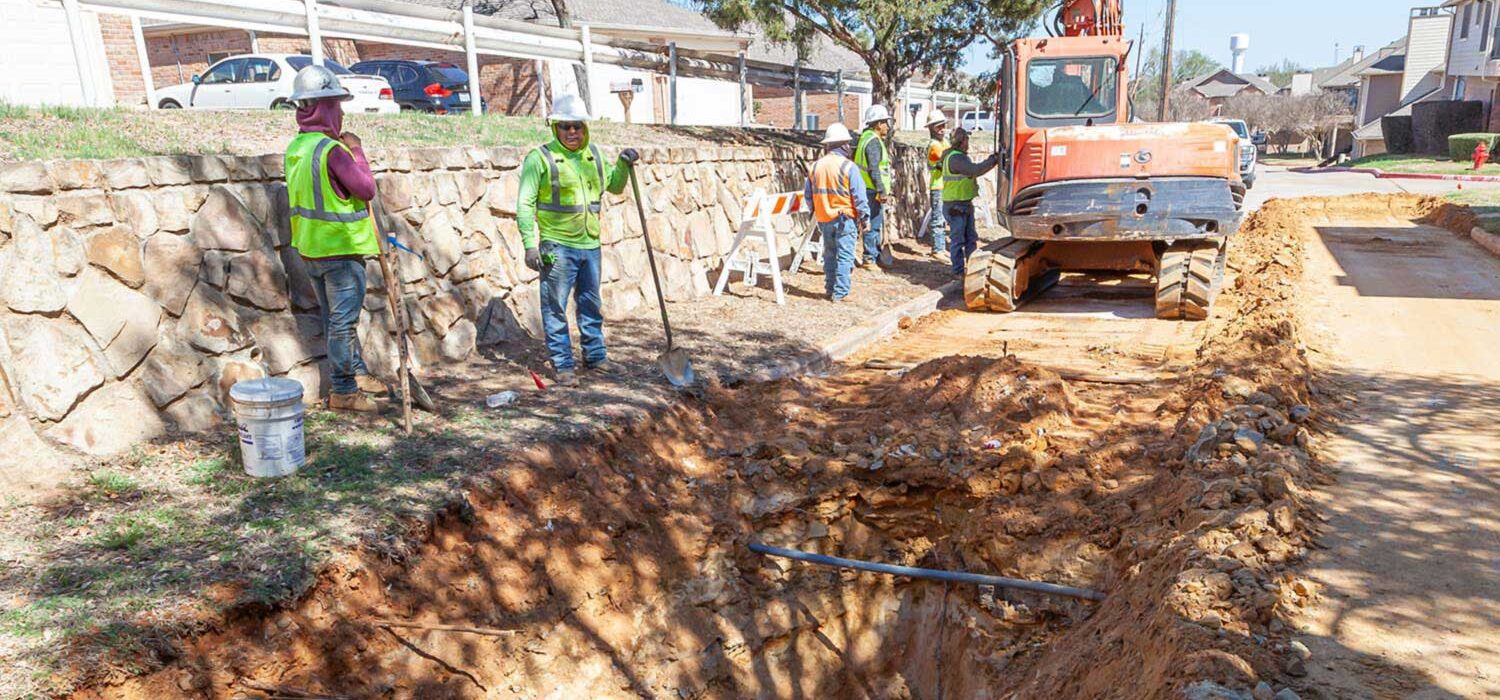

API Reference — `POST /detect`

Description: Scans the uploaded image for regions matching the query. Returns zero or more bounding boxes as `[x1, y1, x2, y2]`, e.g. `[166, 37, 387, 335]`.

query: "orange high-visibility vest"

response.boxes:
[809, 153, 859, 224]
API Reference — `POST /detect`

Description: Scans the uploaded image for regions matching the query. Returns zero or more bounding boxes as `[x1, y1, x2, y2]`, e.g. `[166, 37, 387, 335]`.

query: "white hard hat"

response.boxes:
[821, 123, 854, 145]
[548, 94, 591, 122]
[925, 109, 948, 127]
[862, 104, 891, 126]
[290, 65, 352, 106]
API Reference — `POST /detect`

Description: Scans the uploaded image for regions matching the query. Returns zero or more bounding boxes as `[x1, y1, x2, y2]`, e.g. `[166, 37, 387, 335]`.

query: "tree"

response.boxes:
[1221, 91, 1352, 154]
[475, 0, 592, 112]
[688, 0, 1050, 113]
[1256, 59, 1306, 89]
[1130, 48, 1222, 119]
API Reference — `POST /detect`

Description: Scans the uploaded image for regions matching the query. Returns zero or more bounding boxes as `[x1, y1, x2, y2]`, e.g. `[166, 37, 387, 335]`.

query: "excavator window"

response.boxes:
[1025, 57, 1118, 123]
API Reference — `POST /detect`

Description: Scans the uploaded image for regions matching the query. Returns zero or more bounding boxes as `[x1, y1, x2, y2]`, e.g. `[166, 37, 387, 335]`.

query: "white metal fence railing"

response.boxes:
[67, 0, 978, 124]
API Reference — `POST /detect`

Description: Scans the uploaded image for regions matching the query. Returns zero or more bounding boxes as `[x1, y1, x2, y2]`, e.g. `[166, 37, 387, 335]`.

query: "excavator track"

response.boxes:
[1154, 239, 1228, 321]
[964, 238, 1060, 313]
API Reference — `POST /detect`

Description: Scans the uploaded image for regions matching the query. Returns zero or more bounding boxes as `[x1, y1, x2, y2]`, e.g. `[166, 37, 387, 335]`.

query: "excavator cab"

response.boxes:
[966, 1, 1245, 321]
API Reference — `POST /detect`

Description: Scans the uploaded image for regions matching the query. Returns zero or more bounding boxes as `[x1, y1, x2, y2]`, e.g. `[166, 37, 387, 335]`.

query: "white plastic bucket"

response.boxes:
[229, 377, 307, 478]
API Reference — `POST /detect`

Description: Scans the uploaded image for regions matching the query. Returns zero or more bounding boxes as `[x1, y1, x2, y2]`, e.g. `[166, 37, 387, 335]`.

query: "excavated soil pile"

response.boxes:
[72, 198, 1403, 699]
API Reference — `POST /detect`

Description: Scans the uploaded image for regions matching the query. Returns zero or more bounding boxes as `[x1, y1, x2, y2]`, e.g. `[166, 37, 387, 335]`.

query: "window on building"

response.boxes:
[1463, 3, 1472, 39]
[207, 51, 234, 66]
[804, 114, 820, 131]
[1484, 1, 1494, 53]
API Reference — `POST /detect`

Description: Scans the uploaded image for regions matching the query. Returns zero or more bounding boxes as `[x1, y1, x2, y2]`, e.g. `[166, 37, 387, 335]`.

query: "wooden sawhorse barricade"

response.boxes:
[712, 188, 825, 305]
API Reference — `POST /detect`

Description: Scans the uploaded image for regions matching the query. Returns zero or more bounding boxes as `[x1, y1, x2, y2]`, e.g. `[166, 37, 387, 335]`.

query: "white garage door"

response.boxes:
[0, 0, 115, 107]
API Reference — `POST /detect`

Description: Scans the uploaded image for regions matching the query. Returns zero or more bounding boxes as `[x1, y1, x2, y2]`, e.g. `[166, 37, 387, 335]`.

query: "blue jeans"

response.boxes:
[820, 217, 857, 300]
[306, 257, 370, 395]
[538, 241, 605, 372]
[862, 193, 885, 264]
[944, 201, 979, 275]
[928, 190, 947, 253]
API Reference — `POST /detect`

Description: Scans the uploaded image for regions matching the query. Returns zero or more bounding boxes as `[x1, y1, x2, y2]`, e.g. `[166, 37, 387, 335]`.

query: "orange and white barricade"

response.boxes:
[713, 188, 819, 305]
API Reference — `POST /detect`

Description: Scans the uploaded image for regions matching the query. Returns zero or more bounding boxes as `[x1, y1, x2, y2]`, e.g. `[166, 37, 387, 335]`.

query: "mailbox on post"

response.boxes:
[612, 78, 645, 123]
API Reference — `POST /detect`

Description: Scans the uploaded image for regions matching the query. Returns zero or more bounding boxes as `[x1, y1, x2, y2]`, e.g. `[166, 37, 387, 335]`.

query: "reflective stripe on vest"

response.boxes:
[854, 130, 891, 192]
[942, 150, 979, 202]
[286, 133, 378, 258]
[810, 154, 857, 224]
[535, 143, 605, 214]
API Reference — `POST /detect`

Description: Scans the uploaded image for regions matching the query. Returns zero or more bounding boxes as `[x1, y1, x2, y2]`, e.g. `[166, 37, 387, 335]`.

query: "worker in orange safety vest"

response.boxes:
[803, 123, 871, 302]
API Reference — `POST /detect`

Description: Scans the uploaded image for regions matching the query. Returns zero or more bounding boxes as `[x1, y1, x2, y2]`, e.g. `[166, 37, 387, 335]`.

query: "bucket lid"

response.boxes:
[229, 377, 305, 405]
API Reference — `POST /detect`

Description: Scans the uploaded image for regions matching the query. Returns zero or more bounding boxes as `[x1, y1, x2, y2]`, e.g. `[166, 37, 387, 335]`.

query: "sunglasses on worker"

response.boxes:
[556, 122, 585, 132]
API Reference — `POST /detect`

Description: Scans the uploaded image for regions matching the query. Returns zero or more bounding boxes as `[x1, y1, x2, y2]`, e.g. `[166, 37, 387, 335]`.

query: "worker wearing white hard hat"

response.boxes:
[516, 94, 641, 386]
[804, 123, 870, 302]
[854, 104, 893, 267]
[924, 108, 950, 259]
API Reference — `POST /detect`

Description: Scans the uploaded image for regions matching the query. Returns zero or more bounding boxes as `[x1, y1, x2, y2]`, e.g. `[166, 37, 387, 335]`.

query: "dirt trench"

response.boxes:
[70, 196, 1390, 700]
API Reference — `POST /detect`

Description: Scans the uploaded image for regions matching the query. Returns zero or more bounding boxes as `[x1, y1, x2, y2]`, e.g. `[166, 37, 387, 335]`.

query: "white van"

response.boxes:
[959, 110, 997, 132]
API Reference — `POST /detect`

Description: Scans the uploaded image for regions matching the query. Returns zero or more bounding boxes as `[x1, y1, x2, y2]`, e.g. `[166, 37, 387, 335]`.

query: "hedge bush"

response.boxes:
[1449, 133, 1500, 160]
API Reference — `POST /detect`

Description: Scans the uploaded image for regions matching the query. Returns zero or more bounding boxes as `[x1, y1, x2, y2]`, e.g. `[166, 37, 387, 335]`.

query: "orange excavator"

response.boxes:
[964, 0, 1244, 320]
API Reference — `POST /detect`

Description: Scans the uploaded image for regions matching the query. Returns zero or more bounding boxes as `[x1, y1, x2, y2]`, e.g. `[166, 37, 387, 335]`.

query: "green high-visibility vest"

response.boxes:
[531, 141, 605, 235]
[286, 133, 378, 258]
[942, 150, 979, 203]
[854, 129, 892, 192]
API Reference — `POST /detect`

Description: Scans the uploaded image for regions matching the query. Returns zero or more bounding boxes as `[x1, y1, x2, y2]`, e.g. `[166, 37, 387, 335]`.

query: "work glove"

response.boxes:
[524, 247, 542, 271]
[620, 148, 640, 166]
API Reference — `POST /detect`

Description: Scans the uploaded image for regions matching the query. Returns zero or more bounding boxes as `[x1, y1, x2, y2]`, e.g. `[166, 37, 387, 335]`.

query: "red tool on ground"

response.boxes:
[530, 370, 548, 391]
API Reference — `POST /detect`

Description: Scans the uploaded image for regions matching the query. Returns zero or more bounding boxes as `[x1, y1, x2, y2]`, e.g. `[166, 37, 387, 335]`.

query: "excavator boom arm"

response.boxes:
[1057, 0, 1123, 37]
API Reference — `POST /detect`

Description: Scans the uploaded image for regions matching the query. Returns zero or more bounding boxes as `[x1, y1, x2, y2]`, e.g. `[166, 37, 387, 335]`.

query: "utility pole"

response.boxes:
[1157, 0, 1177, 122]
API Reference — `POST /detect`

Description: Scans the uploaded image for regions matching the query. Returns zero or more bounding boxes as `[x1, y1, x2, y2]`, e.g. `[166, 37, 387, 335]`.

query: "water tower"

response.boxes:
[1230, 34, 1251, 74]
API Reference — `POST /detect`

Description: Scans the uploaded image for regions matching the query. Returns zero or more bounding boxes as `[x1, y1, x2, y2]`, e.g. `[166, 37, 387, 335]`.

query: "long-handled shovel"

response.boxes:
[370, 207, 436, 433]
[626, 166, 696, 387]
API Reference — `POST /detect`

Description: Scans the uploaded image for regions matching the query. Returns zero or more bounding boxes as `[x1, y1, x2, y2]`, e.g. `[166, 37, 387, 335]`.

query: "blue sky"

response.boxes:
[962, 0, 1428, 75]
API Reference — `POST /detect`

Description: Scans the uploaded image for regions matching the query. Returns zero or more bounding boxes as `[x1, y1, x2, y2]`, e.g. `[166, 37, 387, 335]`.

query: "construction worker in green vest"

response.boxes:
[516, 94, 639, 387]
[853, 104, 893, 267]
[941, 127, 1000, 277]
[285, 65, 387, 413]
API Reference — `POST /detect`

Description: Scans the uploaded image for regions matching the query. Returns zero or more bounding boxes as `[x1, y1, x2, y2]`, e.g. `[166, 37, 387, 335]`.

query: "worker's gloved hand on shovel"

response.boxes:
[524, 247, 542, 271]
[620, 148, 640, 167]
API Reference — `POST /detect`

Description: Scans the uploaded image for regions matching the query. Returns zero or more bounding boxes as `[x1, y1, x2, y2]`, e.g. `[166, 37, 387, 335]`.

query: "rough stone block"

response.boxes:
[368, 149, 411, 173]
[201, 249, 231, 289]
[456, 171, 487, 210]
[226, 251, 290, 311]
[0, 198, 12, 239]
[68, 268, 162, 377]
[102, 160, 155, 191]
[420, 291, 465, 337]
[250, 312, 322, 375]
[48, 160, 103, 190]
[281, 362, 328, 404]
[213, 357, 267, 408]
[140, 332, 210, 408]
[4, 314, 106, 421]
[491, 148, 522, 170]
[192, 186, 260, 251]
[433, 173, 461, 206]
[154, 190, 193, 233]
[2, 216, 75, 313]
[180, 285, 249, 355]
[46, 381, 163, 456]
[409, 148, 449, 172]
[145, 156, 194, 186]
[224, 156, 266, 182]
[162, 386, 222, 432]
[376, 173, 415, 212]
[1, 161, 51, 195]
[484, 173, 519, 216]
[258, 153, 285, 179]
[439, 318, 476, 361]
[0, 414, 72, 493]
[85, 226, 145, 288]
[142, 233, 202, 316]
[419, 209, 463, 276]
[110, 191, 159, 237]
[280, 247, 319, 311]
[55, 192, 114, 227]
[506, 285, 544, 339]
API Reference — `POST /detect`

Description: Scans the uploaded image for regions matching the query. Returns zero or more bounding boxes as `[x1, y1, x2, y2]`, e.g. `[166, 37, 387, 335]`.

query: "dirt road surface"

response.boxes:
[1289, 198, 1500, 699]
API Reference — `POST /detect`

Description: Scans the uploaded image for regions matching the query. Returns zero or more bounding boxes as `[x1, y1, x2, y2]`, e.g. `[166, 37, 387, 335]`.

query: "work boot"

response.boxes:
[584, 359, 621, 376]
[554, 370, 579, 387]
[329, 391, 379, 413]
[355, 374, 389, 395]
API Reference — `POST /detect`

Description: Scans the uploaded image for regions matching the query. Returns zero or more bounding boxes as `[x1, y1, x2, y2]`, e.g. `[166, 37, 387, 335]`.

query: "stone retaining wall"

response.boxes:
[0, 142, 972, 485]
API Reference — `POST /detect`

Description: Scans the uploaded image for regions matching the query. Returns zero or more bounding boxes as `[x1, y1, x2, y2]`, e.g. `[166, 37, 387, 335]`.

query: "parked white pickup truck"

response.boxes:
[1209, 117, 1258, 189]
[155, 54, 397, 114]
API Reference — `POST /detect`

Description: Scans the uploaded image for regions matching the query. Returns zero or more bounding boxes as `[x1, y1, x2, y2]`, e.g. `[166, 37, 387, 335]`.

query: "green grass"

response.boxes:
[85, 470, 141, 499]
[0, 102, 827, 161]
[1349, 153, 1500, 176]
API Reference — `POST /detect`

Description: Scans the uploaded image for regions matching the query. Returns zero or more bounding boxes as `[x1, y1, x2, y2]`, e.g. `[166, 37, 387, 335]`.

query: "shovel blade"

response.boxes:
[658, 348, 696, 387]
[407, 370, 438, 413]
[878, 245, 896, 268]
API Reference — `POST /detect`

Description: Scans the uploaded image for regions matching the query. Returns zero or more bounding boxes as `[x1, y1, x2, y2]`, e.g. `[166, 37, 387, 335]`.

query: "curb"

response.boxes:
[1470, 226, 1500, 258]
[1291, 166, 1500, 183]
[729, 278, 962, 385]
